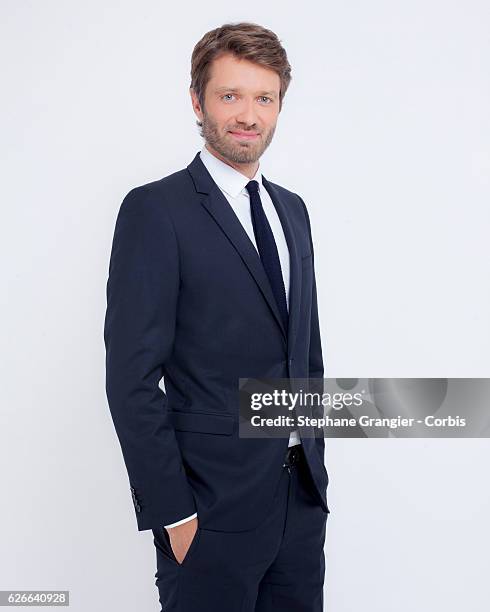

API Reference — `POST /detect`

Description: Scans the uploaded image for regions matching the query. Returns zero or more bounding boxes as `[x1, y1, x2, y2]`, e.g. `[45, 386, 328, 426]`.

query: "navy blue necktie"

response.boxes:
[245, 180, 289, 336]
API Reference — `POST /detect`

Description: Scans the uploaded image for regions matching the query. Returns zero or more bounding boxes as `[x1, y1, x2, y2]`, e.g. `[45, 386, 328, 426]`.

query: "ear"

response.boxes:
[189, 87, 203, 121]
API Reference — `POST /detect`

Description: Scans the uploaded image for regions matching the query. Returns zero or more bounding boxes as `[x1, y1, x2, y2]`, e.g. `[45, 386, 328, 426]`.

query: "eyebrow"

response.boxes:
[214, 87, 277, 97]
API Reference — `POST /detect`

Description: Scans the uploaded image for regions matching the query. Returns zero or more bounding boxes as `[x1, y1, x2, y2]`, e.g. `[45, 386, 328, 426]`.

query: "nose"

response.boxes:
[234, 98, 259, 127]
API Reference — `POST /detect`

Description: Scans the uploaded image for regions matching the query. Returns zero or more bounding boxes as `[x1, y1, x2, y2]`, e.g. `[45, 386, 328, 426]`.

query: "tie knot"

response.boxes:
[245, 180, 260, 195]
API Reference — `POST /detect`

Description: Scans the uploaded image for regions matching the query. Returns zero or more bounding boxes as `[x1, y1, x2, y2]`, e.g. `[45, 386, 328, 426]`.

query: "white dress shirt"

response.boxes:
[163, 145, 301, 529]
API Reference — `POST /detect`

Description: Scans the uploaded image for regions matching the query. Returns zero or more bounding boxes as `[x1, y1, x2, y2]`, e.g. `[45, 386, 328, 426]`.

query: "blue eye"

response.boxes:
[221, 94, 273, 104]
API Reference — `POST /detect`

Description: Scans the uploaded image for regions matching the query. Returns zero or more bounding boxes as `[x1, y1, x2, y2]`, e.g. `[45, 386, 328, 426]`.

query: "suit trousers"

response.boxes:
[151, 446, 328, 611]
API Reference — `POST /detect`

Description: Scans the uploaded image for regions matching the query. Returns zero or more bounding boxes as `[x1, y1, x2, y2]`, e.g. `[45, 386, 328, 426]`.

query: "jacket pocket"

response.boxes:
[169, 410, 235, 435]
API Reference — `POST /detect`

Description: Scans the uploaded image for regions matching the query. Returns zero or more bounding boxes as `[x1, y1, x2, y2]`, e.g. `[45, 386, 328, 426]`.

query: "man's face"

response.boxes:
[191, 53, 281, 164]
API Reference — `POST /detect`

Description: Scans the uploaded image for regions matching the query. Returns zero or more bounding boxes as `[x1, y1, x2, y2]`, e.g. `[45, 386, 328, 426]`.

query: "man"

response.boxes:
[104, 21, 330, 612]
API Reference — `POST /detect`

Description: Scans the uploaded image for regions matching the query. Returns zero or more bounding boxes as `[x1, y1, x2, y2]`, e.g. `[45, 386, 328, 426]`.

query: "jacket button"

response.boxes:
[135, 503, 141, 512]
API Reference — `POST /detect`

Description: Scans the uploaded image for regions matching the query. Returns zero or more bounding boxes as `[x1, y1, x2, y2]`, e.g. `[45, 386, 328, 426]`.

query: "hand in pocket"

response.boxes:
[166, 517, 199, 565]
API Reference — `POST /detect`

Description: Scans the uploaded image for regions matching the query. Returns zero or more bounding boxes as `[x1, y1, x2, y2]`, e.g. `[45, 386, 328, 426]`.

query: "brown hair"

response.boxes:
[190, 22, 292, 124]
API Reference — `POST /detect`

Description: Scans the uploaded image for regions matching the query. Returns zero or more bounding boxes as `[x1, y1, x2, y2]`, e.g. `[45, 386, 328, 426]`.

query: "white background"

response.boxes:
[1, 1, 489, 610]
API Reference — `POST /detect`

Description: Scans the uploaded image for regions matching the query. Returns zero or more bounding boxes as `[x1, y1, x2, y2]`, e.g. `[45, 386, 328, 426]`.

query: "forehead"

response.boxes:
[207, 53, 280, 94]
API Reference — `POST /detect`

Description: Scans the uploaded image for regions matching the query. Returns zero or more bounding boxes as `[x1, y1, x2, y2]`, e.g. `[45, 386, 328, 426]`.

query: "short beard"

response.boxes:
[199, 112, 275, 164]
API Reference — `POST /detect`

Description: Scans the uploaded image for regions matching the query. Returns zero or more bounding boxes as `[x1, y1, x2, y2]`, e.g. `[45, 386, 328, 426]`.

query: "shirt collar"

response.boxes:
[200, 144, 263, 198]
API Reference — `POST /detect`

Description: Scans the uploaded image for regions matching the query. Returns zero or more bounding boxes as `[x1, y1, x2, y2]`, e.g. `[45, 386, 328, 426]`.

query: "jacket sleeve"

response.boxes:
[298, 196, 325, 458]
[103, 186, 197, 531]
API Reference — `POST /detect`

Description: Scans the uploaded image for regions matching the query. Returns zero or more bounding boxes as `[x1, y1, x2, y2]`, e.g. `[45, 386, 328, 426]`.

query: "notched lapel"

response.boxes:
[186, 152, 302, 351]
[201, 184, 288, 344]
[261, 177, 302, 354]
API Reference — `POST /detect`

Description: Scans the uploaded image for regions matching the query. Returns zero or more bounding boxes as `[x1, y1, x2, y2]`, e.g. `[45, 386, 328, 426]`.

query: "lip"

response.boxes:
[228, 131, 260, 140]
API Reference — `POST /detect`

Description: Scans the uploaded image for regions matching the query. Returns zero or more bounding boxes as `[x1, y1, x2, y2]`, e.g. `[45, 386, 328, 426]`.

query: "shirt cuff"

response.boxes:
[163, 513, 198, 529]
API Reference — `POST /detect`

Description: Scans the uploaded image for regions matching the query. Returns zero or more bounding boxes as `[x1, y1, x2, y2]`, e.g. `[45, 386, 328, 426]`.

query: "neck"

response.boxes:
[205, 143, 259, 179]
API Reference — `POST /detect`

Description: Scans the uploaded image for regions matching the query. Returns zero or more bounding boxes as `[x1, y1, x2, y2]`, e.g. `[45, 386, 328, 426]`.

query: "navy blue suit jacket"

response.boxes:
[104, 151, 329, 532]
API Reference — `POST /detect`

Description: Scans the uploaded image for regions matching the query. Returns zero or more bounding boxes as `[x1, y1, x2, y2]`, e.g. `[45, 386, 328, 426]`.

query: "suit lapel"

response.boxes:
[261, 176, 302, 354]
[186, 152, 301, 352]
